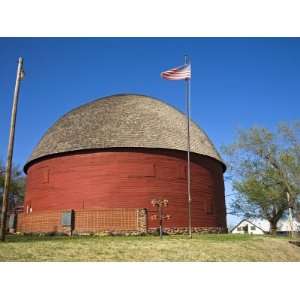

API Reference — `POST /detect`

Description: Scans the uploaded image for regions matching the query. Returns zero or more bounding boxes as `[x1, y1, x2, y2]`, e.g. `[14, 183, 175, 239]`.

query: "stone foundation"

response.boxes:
[137, 208, 148, 233]
[148, 227, 228, 234]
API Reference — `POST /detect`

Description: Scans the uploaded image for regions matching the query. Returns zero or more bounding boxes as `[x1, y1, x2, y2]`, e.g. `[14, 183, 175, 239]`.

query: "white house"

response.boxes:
[231, 219, 266, 235]
[231, 218, 300, 235]
[277, 218, 300, 233]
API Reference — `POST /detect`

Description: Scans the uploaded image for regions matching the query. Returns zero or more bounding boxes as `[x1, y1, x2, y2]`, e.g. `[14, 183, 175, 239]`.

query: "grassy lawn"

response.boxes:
[0, 234, 299, 262]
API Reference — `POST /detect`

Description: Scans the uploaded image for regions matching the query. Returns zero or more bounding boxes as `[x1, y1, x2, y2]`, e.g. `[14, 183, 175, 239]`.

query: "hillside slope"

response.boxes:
[1, 234, 299, 262]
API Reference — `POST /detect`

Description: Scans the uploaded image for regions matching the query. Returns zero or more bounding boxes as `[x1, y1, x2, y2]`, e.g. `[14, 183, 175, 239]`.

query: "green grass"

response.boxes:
[0, 234, 299, 262]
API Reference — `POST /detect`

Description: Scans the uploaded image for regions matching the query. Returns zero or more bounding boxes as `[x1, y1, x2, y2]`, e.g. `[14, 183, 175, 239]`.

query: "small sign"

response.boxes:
[61, 211, 73, 226]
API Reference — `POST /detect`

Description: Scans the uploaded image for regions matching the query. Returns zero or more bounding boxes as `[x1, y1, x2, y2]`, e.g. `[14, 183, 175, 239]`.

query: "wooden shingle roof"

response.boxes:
[24, 94, 225, 172]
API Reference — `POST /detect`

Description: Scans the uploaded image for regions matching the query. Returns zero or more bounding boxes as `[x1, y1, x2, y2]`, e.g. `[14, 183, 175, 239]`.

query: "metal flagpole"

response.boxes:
[184, 55, 192, 238]
[0, 57, 24, 242]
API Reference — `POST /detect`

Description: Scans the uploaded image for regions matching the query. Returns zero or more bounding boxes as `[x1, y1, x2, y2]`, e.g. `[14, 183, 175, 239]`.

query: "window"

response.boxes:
[251, 226, 256, 230]
[237, 227, 242, 231]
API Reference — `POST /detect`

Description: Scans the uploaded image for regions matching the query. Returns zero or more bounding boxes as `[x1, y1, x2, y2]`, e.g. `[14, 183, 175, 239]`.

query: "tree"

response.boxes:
[0, 159, 25, 211]
[222, 122, 300, 234]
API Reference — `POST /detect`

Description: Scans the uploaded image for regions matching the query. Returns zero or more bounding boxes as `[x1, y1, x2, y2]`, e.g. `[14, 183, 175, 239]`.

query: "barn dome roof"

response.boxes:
[24, 94, 224, 171]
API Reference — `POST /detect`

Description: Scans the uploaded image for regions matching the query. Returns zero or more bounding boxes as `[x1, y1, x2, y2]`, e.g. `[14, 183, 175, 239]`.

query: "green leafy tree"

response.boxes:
[222, 122, 300, 234]
[0, 159, 25, 211]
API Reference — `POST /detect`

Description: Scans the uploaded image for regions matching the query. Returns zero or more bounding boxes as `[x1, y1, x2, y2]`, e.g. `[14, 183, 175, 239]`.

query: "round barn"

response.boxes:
[22, 94, 227, 234]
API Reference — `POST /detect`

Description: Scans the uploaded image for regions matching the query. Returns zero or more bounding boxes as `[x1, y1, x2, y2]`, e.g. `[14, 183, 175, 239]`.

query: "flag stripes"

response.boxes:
[161, 64, 191, 80]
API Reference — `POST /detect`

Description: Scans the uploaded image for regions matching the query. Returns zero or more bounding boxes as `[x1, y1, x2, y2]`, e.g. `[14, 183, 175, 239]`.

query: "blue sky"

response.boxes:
[1, 38, 300, 226]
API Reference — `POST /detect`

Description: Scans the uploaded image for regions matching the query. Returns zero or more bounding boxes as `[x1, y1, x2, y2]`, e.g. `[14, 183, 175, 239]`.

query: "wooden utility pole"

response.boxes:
[0, 57, 24, 242]
[287, 191, 294, 239]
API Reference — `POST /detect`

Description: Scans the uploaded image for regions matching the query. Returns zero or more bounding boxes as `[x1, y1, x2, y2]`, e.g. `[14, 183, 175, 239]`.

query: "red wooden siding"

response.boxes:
[24, 149, 227, 230]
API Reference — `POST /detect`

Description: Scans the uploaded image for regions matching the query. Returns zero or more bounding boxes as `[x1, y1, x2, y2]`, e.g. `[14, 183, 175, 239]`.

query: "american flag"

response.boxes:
[161, 64, 191, 80]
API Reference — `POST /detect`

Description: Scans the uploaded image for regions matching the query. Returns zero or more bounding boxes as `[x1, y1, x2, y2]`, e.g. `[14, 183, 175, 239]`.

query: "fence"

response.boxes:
[16, 208, 147, 234]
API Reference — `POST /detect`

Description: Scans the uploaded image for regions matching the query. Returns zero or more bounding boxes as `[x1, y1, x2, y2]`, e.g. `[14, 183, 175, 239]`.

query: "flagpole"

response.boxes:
[184, 55, 192, 238]
[0, 57, 24, 242]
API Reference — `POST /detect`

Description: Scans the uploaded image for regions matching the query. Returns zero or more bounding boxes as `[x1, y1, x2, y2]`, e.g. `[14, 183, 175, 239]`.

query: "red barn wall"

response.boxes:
[24, 149, 227, 230]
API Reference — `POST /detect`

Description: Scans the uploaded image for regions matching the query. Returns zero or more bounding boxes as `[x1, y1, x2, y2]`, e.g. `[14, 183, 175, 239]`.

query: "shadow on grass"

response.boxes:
[5, 234, 154, 243]
[3, 233, 268, 244]
[5, 234, 96, 243]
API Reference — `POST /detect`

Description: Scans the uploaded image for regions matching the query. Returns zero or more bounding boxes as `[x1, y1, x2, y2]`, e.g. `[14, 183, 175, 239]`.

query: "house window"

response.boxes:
[237, 227, 242, 231]
[251, 226, 256, 230]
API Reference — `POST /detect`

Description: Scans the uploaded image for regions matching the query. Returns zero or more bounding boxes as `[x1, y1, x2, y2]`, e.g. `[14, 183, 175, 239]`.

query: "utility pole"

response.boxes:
[0, 57, 24, 242]
[286, 191, 294, 239]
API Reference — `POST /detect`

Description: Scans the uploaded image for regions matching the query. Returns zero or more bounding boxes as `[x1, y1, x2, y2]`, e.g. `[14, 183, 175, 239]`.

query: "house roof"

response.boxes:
[231, 218, 300, 233]
[230, 219, 267, 233]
